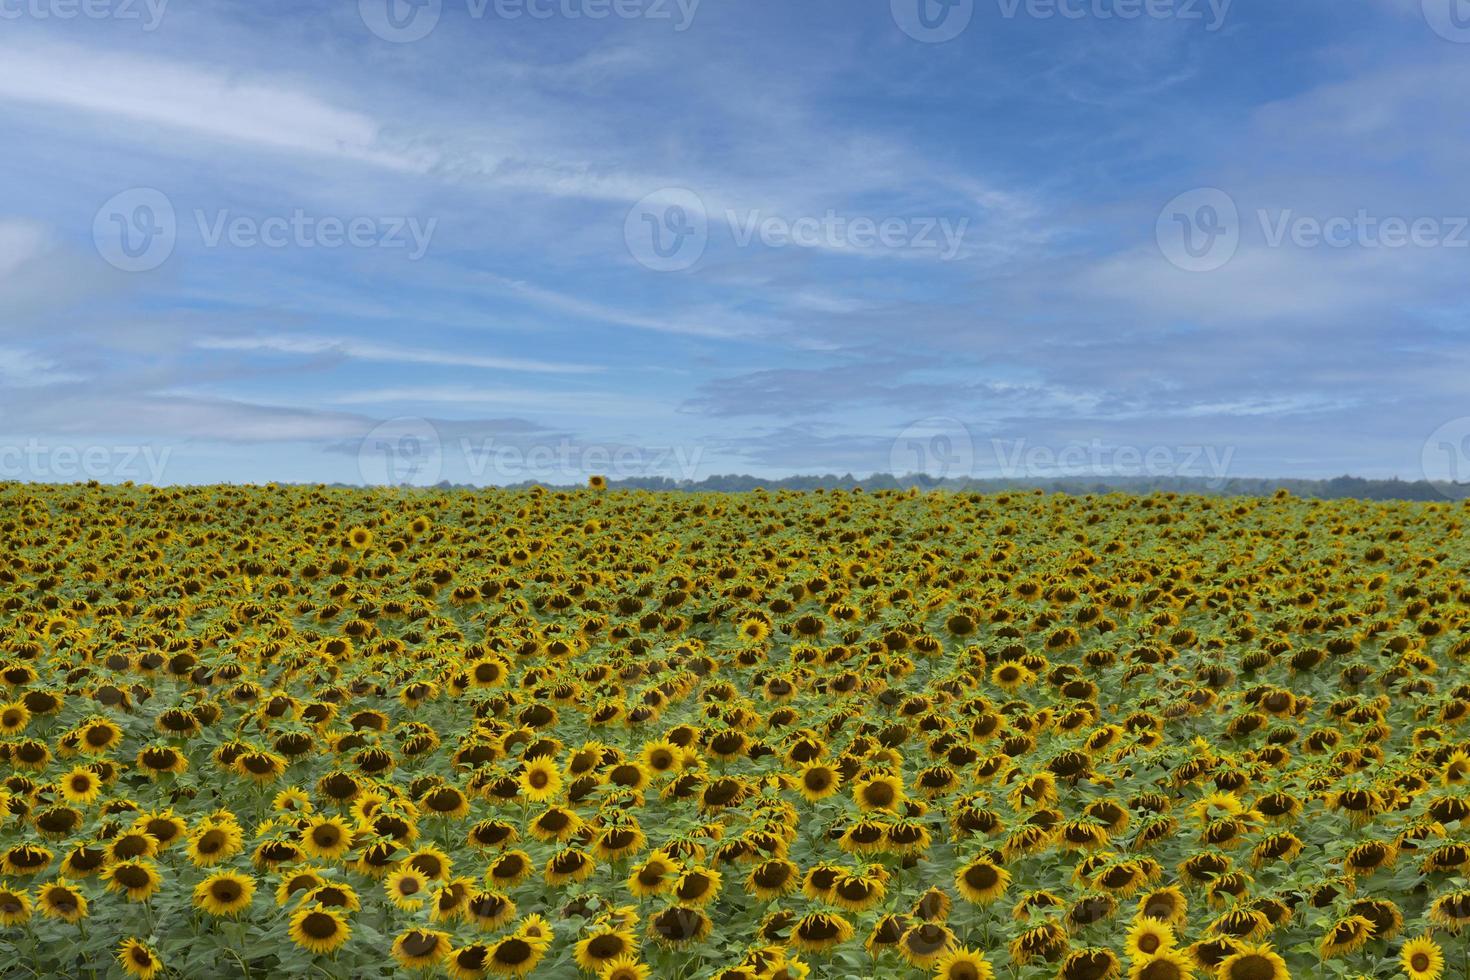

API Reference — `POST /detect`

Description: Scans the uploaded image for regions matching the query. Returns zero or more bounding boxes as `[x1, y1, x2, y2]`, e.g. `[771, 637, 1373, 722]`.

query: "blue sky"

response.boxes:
[1, 0, 1467, 486]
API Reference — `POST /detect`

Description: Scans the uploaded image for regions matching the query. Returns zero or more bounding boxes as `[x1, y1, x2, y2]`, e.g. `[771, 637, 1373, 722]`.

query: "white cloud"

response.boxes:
[1077, 245, 1409, 321]
[195, 334, 602, 375]
[0, 40, 433, 172]
[484, 276, 776, 339]
[0, 346, 83, 388]
[0, 220, 50, 279]
[326, 385, 667, 417]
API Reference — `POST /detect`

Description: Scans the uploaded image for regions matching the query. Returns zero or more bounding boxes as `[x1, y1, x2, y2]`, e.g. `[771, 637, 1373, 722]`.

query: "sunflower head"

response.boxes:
[116, 938, 163, 980]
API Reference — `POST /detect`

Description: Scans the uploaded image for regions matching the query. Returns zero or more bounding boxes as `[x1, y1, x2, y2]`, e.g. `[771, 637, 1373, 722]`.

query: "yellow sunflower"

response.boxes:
[117, 938, 164, 980]
[289, 906, 352, 955]
[574, 925, 639, 973]
[1401, 935, 1445, 980]
[37, 880, 88, 923]
[194, 871, 256, 916]
[955, 856, 1011, 904]
[392, 929, 452, 971]
[1215, 944, 1289, 980]
[932, 946, 995, 980]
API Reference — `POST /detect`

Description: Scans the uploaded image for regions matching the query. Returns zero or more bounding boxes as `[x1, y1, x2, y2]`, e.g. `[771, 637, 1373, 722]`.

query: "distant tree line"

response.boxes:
[433, 473, 1469, 502]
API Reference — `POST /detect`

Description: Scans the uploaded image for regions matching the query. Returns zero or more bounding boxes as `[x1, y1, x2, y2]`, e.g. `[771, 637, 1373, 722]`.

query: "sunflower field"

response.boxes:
[0, 482, 1468, 980]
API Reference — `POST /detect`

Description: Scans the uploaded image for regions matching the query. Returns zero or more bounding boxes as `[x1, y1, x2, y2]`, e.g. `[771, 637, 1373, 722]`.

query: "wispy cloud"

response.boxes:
[0, 2, 1456, 483]
[0, 41, 434, 171]
[194, 334, 602, 375]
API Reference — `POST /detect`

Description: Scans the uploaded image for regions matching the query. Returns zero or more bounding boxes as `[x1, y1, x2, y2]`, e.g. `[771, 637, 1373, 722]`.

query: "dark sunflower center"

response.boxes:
[754, 864, 788, 887]
[587, 934, 625, 958]
[493, 939, 533, 965]
[1063, 952, 1116, 980]
[45, 890, 77, 912]
[905, 924, 949, 954]
[654, 909, 704, 939]
[965, 864, 998, 889]
[552, 853, 587, 874]
[115, 866, 150, 888]
[426, 789, 460, 810]
[469, 894, 507, 918]
[302, 912, 341, 939]
[863, 782, 895, 806]
[1139, 963, 1182, 980]
[401, 932, 438, 957]
[1226, 955, 1277, 980]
